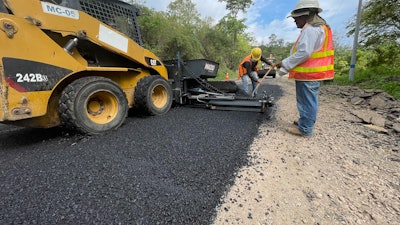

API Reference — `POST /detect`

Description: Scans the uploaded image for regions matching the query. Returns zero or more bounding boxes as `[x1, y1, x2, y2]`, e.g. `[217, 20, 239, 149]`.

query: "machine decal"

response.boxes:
[3, 58, 72, 92]
[41, 1, 79, 20]
[16, 73, 49, 83]
[5, 77, 26, 92]
[204, 63, 216, 73]
[98, 24, 128, 53]
[145, 57, 162, 67]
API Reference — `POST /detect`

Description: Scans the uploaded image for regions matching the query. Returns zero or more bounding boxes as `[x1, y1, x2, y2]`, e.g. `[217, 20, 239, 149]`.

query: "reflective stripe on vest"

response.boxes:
[289, 25, 335, 81]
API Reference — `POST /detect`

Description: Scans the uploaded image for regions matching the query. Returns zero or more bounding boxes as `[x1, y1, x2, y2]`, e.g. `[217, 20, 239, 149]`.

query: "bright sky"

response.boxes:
[142, 0, 359, 46]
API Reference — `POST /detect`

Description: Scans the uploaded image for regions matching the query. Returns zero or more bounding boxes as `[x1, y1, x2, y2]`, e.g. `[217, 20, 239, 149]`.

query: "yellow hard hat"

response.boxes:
[251, 48, 262, 61]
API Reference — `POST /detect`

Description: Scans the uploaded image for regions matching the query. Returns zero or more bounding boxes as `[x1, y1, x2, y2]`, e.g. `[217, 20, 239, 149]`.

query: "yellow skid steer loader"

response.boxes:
[0, 0, 173, 134]
[0, 0, 273, 135]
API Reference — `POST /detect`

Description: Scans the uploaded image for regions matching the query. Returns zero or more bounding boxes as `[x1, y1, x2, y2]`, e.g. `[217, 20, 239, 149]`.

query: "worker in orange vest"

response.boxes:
[238, 47, 272, 96]
[275, 0, 334, 137]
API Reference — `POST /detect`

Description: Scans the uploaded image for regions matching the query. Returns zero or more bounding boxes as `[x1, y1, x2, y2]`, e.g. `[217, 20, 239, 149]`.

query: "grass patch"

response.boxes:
[331, 66, 400, 100]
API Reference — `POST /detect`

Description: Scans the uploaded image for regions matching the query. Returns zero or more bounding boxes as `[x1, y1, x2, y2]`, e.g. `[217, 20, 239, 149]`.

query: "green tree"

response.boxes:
[198, 18, 230, 62]
[214, 15, 252, 71]
[138, 0, 205, 60]
[346, 0, 400, 69]
[217, 15, 246, 47]
[137, 7, 171, 57]
[262, 34, 291, 62]
[214, 0, 253, 71]
[165, 0, 204, 60]
[337, 0, 400, 99]
[167, 0, 201, 26]
[347, 0, 399, 47]
[217, 0, 253, 17]
[218, 0, 253, 48]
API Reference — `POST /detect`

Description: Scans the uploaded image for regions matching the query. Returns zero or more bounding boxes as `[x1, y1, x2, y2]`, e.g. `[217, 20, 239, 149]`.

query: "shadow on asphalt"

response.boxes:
[0, 83, 283, 225]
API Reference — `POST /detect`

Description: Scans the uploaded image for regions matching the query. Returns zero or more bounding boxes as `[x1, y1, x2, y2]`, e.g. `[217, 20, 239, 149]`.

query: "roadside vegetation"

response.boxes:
[129, 0, 399, 99]
[333, 0, 400, 99]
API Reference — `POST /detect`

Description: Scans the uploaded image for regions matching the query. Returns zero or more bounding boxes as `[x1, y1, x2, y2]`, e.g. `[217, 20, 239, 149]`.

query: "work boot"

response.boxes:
[287, 127, 307, 137]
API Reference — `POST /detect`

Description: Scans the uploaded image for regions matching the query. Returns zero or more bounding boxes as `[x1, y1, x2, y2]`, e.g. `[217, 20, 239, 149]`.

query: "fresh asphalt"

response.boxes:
[0, 83, 282, 225]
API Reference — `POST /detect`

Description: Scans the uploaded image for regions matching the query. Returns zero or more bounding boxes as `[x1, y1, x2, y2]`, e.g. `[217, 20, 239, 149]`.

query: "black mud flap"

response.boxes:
[206, 99, 270, 112]
[187, 93, 274, 113]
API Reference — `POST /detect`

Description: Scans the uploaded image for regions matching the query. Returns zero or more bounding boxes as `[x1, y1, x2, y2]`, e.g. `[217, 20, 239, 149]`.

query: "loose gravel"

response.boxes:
[213, 77, 400, 225]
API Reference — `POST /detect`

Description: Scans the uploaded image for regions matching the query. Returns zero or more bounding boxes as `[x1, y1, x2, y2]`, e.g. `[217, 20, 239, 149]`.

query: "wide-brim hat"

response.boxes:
[288, 0, 323, 18]
[288, 9, 310, 18]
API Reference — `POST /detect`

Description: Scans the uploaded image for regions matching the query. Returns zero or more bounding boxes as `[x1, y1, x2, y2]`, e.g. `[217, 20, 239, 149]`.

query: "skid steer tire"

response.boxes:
[134, 75, 172, 116]
[59, 77, 128, 135]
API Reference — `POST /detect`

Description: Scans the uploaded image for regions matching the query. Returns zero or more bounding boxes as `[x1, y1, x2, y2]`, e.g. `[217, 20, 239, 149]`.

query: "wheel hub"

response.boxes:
[87, 98, 105, 116]
[152, 85, 167, 108]
[86, 92, 118, 124]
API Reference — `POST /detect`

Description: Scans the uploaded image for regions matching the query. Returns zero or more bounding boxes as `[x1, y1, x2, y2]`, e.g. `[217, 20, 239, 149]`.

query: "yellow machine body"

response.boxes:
[0, 0, 169, 129]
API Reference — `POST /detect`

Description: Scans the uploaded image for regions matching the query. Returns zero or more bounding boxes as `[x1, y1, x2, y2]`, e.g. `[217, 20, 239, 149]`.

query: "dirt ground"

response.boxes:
[212, 76, 400, 225]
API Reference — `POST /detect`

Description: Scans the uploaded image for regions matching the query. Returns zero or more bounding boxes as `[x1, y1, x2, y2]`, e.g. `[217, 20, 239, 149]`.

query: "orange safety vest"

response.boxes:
[289, 25, 334, 81]
[238, 55, 259, 79]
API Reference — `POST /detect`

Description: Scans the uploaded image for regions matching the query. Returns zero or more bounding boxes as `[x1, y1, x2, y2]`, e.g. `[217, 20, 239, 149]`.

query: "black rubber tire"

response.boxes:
[134, 75, 172, 116]
[258, 69, 277, 78]
[59, 77, 128, 135]
[270, 69, 277, 78]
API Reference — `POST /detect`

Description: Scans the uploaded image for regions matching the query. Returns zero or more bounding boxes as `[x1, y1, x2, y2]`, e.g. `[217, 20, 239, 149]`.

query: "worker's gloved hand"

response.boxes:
[278, 67, 288, 76]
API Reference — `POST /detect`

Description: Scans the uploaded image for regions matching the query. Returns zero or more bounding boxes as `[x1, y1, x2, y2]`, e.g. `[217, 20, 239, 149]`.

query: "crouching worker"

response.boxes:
[238, 47, 272, 96]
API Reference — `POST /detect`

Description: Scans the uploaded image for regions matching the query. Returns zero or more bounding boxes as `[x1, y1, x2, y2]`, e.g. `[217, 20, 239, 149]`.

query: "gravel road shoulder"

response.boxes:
[213, 77, 400, 225]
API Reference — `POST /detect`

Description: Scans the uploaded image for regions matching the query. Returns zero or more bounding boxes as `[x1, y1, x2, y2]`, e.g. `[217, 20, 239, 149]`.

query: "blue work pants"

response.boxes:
[295, 80, 321, 136]
[241, 71, 259, 95]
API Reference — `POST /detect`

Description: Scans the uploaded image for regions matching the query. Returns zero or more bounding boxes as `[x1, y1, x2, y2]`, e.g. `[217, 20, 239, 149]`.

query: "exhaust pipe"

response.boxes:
[63, 38, 78, 55]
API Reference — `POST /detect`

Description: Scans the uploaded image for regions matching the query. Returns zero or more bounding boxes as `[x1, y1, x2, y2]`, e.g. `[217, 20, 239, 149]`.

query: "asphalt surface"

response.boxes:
[0, 83, 282, 225]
